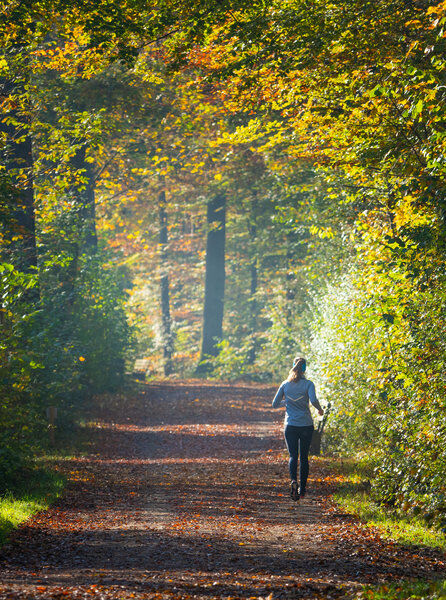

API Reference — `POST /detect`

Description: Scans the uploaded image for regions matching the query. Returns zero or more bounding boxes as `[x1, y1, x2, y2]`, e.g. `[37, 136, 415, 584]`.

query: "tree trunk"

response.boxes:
[247, 219, 258, 365]
[284, 232, 297, 355]
[200, 194, 226, 362]
[55, 145, 97, 315]
[158, 190, 172, 376]
[70, 144, 97, 253]
[0, 78, 38, 277]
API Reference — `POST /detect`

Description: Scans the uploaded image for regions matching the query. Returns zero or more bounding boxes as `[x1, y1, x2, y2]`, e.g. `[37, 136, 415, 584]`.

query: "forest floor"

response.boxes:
[0, 381, 444, 600]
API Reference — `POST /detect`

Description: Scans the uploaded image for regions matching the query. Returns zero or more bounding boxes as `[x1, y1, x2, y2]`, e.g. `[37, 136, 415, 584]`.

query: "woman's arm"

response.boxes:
[308, 381, 324, 416]
[272, 382, 286, 408]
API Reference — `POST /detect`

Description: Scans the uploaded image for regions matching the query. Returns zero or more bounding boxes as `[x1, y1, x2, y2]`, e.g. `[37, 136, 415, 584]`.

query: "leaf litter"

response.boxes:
[0, 381, 444, 599]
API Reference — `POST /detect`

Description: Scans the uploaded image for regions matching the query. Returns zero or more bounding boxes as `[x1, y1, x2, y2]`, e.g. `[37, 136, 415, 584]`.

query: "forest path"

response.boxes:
[0, 381, 444, 599]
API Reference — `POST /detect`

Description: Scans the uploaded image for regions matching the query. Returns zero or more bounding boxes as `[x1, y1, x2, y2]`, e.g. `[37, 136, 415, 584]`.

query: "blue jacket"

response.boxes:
[272, 378, 322, 427]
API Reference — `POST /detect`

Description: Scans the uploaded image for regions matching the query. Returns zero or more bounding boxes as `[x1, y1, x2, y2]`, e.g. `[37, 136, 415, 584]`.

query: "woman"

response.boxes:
[272, 357, 324, 501]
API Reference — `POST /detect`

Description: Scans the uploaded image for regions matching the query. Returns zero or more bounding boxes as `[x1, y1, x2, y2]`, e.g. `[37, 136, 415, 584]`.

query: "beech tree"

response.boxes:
[200, 193, 226, 363]
[158, 189, 173, 375]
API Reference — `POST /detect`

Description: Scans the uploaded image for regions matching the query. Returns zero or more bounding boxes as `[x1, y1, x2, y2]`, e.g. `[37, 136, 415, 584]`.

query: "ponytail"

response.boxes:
[287, 357, 307, 383]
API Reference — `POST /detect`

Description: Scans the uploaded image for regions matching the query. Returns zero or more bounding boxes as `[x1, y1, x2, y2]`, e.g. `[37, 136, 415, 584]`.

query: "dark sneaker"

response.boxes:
[290, 480, 300, 501]
[299, 487, 306, 498]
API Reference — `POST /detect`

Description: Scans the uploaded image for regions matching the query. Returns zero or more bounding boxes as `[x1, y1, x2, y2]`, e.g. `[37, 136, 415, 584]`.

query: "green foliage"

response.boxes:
[312, 260, 446, 529]
[256, 295, 306, 380]
[0, 255, 131, 493]
[310, 273, 382, 453]
[332, 459, 446, 600]
[332, 458, 446, 552]
[202, 339, 249, 381]
[70, 256, 131, 393]
[0, 264, 44, 469]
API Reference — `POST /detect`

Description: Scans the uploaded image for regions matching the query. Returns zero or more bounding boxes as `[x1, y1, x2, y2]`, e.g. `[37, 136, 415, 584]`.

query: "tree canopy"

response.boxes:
[1, 0, 446, 528]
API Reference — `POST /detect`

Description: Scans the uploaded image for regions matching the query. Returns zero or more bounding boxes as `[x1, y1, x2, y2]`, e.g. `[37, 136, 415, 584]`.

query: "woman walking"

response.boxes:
[272, 357, 324, 501]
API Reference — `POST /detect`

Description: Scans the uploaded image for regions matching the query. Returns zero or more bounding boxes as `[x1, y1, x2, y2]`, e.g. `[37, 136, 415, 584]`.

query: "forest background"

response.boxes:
[1, 0, 446, 531]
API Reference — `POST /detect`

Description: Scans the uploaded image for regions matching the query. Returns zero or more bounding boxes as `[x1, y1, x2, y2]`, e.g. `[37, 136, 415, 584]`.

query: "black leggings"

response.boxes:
[284, 425, 314, 491]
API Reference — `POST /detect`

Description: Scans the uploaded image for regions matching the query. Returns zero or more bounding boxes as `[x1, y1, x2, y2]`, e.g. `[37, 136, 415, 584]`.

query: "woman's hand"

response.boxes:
[318, 408, 324, 416]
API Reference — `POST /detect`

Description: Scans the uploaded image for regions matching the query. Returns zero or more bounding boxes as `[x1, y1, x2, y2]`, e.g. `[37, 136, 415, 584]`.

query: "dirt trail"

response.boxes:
[0, 382, 444, 599]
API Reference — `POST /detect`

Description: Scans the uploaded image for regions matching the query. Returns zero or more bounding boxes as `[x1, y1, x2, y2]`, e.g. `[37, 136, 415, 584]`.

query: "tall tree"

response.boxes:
[70, 144, 98, 253]
[246, 197, 259, 365]
[0, 77, 38, 275]
[158, 189, 173, 375]
[199, 193, 226, 363]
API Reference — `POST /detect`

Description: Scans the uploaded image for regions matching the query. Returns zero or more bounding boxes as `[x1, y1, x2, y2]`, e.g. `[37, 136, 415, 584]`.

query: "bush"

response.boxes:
[0, 252, 132, 492]
[310, 264, 446, 529]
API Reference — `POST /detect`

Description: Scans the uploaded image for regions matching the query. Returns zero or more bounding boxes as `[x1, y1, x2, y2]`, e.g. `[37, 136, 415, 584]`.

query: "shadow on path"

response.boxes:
[0, 382, 444, 599]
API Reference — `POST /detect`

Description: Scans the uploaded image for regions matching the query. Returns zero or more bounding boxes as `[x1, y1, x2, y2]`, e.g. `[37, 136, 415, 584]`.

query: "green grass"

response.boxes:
[353, 579, 446, 599]
[0, 468, 65, 546]
[329, 457, 446, 551]
[328, 458, 446, 599]
[336, 490, 446, 551]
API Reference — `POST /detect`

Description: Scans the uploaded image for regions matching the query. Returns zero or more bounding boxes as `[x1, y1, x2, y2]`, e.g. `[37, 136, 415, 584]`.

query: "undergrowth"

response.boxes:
[0, 467, 65, 546]
[329, 457, 446, 599]
[331, 457, 446, 551]
[0, 393, 106, 548]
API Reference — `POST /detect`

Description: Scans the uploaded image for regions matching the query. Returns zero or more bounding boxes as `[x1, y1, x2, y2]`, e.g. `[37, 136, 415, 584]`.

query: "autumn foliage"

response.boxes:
[1, 0, 446, 534]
